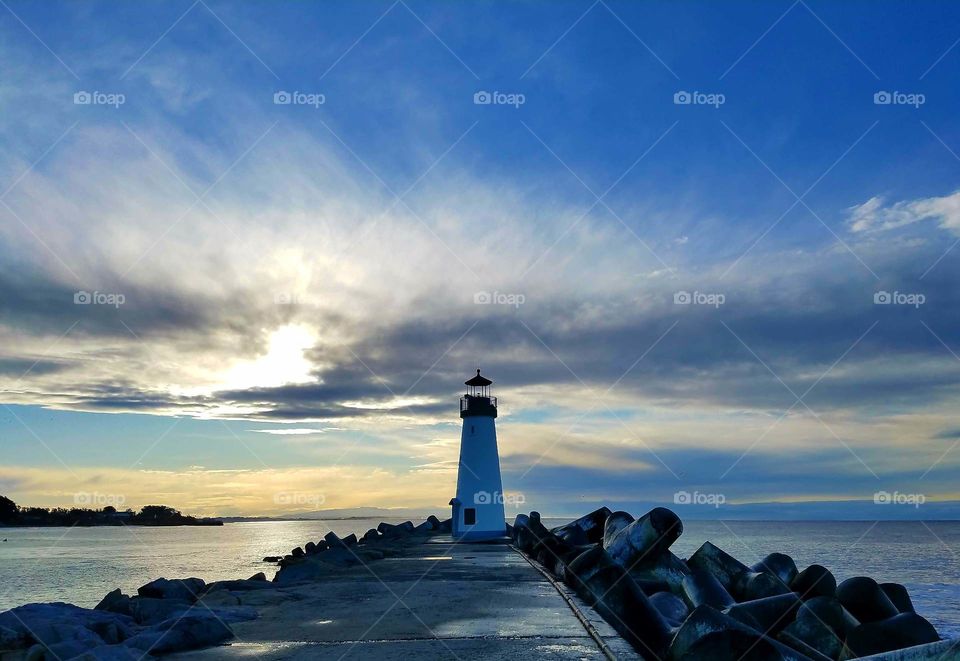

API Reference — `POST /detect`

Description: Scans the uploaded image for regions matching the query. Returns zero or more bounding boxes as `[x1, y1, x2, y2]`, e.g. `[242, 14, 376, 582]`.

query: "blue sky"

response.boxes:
[1, 0, 960, 516]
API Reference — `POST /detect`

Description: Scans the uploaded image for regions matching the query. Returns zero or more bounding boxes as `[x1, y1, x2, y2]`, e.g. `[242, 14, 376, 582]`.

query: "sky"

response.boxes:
[1, 0, 959, 517]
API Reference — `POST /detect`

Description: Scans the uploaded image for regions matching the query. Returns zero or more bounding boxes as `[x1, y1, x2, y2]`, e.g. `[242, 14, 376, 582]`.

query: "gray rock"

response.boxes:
[0, 603, 135, 650]
[71, 644, 142, 659]
[248, 572, 267, 582]
[204, 579, 276, 594]
[94, 589, 132, 617]
[130, 597, 191, 625]
[124, 613, 233, 655]
[0, 624, 26, 650]
[137, 577, 205, 602]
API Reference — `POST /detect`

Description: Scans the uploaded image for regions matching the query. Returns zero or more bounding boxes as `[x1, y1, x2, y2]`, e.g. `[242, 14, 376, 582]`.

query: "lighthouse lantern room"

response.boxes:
[450, 369, 506, 540]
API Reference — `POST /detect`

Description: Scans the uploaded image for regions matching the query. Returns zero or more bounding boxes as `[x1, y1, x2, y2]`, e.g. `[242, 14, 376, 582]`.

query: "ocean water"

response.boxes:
[0, 519, 957, 639]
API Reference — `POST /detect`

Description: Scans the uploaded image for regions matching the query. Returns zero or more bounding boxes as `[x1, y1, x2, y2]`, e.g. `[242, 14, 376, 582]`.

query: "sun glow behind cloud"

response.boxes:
[218, 324, 317, 391]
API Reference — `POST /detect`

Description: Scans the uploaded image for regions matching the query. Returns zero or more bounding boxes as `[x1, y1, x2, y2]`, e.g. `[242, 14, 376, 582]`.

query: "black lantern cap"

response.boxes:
[464, 369, 492, 387]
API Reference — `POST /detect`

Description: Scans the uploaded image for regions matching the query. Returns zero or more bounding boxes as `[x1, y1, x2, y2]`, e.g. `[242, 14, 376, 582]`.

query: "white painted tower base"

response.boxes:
[450, 370, 506, 541]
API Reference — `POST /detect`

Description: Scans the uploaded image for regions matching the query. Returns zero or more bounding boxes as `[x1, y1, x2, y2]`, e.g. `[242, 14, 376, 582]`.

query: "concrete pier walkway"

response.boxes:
[175, 536, 635, 660]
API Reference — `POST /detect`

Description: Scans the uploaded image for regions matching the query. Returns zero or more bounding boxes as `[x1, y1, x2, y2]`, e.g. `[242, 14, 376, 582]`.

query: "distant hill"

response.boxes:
[220, 506, 440, 523]
[535, 499, 960, 521]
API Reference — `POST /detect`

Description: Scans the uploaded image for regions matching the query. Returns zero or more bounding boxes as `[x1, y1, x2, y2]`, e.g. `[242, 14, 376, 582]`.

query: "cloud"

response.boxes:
[848, 191, 960, 235]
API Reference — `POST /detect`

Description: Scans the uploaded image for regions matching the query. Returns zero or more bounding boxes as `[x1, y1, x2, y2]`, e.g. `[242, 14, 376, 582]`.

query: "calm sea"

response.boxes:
[1, 519, 957, 638]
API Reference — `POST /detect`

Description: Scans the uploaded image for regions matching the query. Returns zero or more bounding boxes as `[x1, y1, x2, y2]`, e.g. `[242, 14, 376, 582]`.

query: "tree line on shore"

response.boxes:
[0, 496, 222, 527]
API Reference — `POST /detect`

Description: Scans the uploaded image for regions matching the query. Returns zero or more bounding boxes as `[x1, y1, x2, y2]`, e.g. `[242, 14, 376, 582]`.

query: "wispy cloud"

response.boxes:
[848, 191, 960, 236]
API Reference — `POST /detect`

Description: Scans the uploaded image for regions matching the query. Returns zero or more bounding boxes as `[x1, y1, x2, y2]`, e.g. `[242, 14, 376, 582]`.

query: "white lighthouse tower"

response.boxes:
[450, 369, 506, 540]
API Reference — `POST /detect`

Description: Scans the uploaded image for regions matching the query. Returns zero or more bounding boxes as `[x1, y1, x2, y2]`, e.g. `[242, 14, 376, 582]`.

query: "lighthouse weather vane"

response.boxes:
[449, 368, 506, 540]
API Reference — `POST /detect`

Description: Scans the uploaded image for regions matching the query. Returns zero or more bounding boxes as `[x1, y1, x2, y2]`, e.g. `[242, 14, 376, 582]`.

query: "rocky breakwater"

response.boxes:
[0, 516, 451, 659]
[265, 515, 450, 585]
[512, 508, 949, 660]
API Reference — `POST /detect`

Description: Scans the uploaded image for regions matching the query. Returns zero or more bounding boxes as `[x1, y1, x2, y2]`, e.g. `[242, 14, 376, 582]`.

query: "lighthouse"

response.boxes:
[450, 369, 506, 540]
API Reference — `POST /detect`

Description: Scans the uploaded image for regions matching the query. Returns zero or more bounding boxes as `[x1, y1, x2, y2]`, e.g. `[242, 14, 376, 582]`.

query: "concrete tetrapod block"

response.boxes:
[736, 571, 792, 601]
[842, 613, 941, 658]
[680, 569, 737, 610]
[551, 507, 612, 545]
[648, 591, 690, 628]
[605, 507, 683, 570]
[724, 592, 803, 637]
[602, 511, 635, 548]
[686, 541, 749, 593]
[797, 595, 860, 639]
[880, 582, 916, 614]
[575, 564, 673, 659]
[628, 550, 690, 595]
[781, 615, 844, 659]
[750, 552, 799, 586]
[791, 564, 837, 600]
[836, 576, 901, 623]
[669, 604, 817, 661]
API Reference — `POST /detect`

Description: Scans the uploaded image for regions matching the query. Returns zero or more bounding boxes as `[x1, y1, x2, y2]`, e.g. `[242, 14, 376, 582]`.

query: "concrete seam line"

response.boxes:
[510, 544, 619, 661]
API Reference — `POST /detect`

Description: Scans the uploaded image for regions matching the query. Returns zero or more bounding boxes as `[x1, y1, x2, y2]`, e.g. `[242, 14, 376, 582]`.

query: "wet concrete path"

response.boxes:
[175, 535, 636, 660]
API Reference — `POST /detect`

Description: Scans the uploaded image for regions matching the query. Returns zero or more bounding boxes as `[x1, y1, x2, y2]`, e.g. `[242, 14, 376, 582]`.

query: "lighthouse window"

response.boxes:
[464, 508, 476, 525]
[470, 425, 475, 435]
